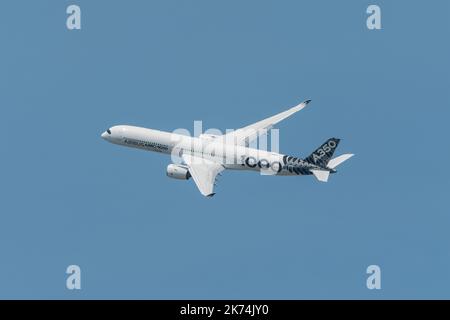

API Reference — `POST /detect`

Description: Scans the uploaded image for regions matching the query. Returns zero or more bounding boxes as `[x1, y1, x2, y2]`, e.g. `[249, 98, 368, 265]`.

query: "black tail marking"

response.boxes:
[305, 138, 340, 168]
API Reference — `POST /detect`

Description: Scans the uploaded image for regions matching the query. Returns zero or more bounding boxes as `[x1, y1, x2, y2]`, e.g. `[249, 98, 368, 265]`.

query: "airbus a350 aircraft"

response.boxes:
[101, 100, 353, 197]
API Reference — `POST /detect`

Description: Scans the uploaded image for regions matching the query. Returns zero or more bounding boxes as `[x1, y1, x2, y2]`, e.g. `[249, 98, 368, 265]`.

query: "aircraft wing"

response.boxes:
[182, 154, 225, 197]
[223, 99, 311, 146]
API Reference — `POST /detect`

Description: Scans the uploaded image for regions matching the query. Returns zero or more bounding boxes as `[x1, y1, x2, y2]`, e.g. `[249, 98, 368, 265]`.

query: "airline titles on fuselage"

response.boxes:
[124, 138, 169, 152]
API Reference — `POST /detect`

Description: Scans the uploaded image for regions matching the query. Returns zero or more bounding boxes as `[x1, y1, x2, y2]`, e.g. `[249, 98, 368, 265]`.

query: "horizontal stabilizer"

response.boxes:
[311, 169, 330, 182]
[327, 154, 354, 169]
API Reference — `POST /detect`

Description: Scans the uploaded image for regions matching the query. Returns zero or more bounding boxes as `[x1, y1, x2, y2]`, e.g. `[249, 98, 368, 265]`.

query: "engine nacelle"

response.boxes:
[166, 164, 191, 180]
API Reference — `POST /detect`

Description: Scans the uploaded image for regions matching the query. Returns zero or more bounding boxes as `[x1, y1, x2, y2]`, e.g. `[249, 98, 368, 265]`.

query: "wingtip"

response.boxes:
[292, 99, 311, 111]
[297, 99, 311, 109]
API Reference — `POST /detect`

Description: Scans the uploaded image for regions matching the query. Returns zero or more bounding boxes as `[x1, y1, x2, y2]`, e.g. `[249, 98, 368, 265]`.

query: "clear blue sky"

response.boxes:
[0, 0, 449, 299]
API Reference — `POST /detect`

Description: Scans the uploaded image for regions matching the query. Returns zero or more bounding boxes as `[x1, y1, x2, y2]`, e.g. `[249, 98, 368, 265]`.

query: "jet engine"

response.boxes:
[166, 164, 191, 180]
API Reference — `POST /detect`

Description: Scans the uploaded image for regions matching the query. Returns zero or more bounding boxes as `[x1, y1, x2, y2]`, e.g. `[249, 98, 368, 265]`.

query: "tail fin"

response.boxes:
[305, 138, 340, 168]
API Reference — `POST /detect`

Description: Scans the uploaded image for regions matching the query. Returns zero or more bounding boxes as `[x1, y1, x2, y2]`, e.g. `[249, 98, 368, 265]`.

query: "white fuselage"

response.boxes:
[101, 125, 318, 176]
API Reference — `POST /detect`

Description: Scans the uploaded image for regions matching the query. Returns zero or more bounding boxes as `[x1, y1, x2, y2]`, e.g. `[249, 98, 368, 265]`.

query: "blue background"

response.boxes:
[1, 0, 449, 299]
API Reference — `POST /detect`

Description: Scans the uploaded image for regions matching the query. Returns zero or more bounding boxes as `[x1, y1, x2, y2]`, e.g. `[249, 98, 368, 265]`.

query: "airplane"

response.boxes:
[101, 100, 354, 197]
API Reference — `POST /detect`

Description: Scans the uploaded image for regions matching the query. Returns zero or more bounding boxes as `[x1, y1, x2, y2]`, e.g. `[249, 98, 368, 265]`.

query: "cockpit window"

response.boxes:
[107, 129, 111, 134]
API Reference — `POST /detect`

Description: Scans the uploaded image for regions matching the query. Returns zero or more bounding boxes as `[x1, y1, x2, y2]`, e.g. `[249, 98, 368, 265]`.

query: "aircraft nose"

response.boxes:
[101, 131, 108, 139]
